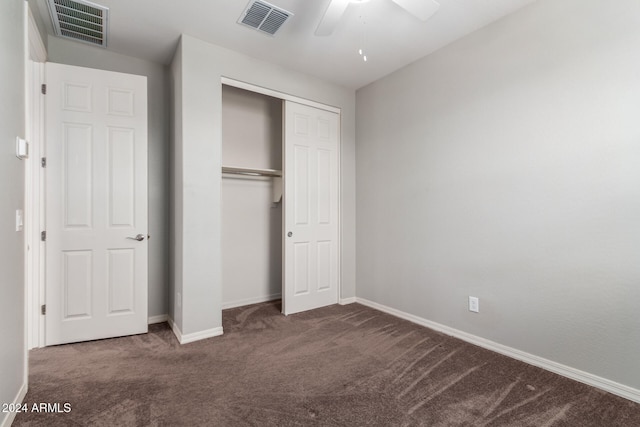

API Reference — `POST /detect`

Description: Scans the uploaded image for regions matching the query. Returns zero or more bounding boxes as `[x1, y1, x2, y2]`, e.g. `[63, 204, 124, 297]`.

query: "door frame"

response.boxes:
[26, 5, 47, 349]
[220, 77, 342, 313]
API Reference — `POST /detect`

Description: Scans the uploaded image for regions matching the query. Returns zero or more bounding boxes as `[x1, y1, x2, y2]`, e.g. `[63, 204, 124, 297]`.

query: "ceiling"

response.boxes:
[32, 0, 538, 89]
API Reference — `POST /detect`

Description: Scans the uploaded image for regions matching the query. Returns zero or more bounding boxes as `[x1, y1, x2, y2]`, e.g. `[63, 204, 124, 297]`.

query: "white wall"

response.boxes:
[47, 36, 170, 319]
[356, 0, 640, 392]
[171, 35, 356, 336]
[0, 0, 26, 424]
[221, 86, 282, 308]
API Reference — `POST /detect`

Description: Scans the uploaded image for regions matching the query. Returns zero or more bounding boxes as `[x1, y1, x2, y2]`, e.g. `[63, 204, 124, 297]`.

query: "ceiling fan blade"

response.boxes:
[391, 0, 440, 21]
[315, 0, 351, 36]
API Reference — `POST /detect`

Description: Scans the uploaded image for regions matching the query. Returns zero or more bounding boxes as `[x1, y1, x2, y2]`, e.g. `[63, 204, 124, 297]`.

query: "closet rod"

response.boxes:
[221, 166, 282, 177]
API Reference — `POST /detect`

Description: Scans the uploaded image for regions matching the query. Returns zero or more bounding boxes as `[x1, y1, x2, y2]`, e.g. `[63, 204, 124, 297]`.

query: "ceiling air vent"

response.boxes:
[47, 0, 108, 48]
[238, 0, 292, 36]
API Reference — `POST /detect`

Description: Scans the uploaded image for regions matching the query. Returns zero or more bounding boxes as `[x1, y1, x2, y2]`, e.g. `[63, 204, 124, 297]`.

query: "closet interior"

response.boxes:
[221, 85, 283, 308]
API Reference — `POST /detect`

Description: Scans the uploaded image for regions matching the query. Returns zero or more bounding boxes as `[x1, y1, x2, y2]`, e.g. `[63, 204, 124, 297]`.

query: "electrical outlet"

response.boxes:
[469, 296, 479, 313]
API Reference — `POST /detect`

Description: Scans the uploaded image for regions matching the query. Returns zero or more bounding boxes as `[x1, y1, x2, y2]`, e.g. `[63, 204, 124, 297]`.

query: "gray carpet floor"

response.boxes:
[13, 301, 640, 426]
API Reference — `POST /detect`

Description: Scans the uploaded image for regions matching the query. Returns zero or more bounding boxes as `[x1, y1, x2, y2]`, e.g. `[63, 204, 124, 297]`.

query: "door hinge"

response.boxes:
[41, 304, 46, 315]
[41, 230, 46, 241]
[41, 84, 46, 95]
[41, 157, 46, 168]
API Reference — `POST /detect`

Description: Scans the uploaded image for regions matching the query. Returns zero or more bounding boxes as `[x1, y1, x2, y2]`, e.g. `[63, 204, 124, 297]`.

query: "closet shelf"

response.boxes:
[221, 165, 282, 177]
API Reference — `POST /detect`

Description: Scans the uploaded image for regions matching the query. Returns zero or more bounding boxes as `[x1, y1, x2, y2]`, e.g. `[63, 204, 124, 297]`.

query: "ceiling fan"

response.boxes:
[315, 0, 440, 36]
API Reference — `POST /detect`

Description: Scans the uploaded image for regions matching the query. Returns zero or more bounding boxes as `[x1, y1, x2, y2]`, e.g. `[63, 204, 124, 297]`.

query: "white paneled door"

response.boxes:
[283, 101, 340, 315]
[45, 63, 148, 345]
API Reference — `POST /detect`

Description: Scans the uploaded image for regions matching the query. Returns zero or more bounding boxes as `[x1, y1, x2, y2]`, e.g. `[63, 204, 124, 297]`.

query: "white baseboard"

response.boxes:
[167, 317, 224, 345]
[356, 297, 640, 404]
[179, 326, 224, 344]
[1, 381, 28, 427]
[221, 293, 281, 310]
[339, 297, 357, 305]
[148, 314, 169, 324]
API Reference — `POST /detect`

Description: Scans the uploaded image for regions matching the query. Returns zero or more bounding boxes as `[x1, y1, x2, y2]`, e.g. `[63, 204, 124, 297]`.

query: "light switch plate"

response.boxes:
[469, 296, 479, 313]
[16, 137, 29, 160]
[16, 209, 23, 232]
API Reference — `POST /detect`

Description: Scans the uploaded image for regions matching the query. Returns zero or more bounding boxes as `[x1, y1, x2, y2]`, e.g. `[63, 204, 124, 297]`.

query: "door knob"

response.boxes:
[126, 234, 145, 241]
[287, 231, 293, 237]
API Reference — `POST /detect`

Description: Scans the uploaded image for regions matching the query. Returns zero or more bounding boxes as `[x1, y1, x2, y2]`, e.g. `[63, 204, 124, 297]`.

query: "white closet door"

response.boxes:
[45, 62, 148, 345]
[283, 101, 340, 315]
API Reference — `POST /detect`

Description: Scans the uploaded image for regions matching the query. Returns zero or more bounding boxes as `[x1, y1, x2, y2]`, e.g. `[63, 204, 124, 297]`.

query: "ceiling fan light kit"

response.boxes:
[316, 0, 440, 37]
[392, 0, 440, 21]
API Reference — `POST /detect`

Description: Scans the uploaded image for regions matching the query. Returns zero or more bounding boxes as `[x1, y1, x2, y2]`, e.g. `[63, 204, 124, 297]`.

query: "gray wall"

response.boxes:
[47, 36, 170, 319]
[356, 0, 640, 390]
[221, 86, 282, 308]
[171, 35, 356, 336]
[0, 0, 26, 422]
[26, 0, 47, 50]
[170, 36, 221, 335]
[169, 42, 183, 327]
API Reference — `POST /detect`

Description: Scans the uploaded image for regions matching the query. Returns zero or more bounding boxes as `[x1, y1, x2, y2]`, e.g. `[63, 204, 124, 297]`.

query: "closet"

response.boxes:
[221, 85, 283, 309]
[221, 81, 341, 315]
